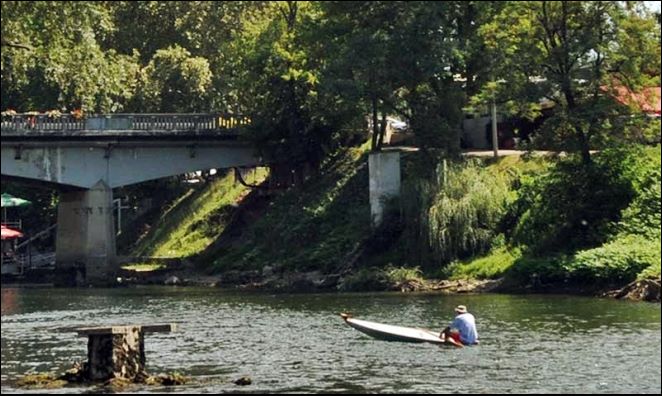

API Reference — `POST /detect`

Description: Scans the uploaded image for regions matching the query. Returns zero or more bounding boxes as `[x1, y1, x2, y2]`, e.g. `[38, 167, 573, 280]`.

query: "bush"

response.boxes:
[445, 246, 521, 280]
[385, 265, 424, 284]
[505, 235, 660, 287]
[566, 235, 661, 284]
[505, 253, 565, 282]
[617, 146, 661, 239]
[511, 147, 642, 254]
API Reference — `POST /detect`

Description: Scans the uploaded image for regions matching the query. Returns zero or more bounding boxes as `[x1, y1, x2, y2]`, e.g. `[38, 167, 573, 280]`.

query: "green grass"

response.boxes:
[210, 145, 372, 274]
[132, 168, 268, 258]
[445, 246, 522, 280]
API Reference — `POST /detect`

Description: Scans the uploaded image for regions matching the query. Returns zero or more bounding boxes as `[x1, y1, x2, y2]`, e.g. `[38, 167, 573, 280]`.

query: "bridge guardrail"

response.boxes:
[1, 113, 251, 133]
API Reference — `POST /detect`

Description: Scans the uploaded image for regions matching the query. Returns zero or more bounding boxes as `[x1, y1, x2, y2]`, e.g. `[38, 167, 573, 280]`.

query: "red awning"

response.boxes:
[1, 225, 23, 240]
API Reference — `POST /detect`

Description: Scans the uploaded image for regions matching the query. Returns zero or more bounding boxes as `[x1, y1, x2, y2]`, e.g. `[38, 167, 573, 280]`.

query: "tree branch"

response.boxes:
[1, 39, 33, 51]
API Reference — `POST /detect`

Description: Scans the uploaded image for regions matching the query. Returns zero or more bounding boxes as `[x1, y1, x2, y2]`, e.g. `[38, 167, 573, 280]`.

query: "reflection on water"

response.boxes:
[1, 286, 660, 393]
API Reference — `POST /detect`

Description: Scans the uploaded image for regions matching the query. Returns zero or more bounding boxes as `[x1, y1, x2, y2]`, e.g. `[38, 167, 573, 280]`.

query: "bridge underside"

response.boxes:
[1, 138, 263, 285]
[1, 140, 261, 189]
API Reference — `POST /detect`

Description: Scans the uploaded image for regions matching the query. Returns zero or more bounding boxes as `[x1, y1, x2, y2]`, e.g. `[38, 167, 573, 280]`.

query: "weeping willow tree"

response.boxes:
[403, 158, 518, 269]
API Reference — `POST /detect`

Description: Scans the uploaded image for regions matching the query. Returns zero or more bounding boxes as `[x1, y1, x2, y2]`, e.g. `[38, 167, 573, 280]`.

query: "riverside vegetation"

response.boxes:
[119, 143, 661, 301]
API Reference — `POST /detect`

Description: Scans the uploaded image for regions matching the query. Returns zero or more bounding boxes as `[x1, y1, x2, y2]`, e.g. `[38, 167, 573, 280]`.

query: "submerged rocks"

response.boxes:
[15, 365, 190, 390]
[15, 373, 68, 389]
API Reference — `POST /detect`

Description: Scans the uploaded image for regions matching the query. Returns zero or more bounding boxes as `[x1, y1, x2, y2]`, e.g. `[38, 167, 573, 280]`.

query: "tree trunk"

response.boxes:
[562, 79, 592, 165]
[371, 95, 380, 151]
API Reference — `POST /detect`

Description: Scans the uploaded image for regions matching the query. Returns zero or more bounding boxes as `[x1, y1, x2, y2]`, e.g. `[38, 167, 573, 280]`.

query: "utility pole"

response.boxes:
[491, 99, 499, 158]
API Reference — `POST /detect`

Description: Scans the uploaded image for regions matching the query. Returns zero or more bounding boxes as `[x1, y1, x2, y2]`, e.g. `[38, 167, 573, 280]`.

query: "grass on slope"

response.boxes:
[209, 145, 372, 274]
[132, 169, 268, 258]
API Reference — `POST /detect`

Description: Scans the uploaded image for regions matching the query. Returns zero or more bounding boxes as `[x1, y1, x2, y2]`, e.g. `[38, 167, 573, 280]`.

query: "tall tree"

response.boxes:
[1, 1, 139, 112]
[477, 1, 661, 164]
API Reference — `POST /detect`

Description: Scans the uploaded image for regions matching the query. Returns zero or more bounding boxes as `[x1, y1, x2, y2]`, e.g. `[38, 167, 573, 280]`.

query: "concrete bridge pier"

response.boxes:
[369, 151, 401, 228]
[55, 180, 117, 286]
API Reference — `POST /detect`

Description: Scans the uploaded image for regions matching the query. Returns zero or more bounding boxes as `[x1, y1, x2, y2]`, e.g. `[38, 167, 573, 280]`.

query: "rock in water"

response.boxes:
[234, 376, 252, 386]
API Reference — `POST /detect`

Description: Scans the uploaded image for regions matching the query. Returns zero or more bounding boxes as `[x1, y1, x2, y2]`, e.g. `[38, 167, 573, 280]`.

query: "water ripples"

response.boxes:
[1, 287, 660, 393]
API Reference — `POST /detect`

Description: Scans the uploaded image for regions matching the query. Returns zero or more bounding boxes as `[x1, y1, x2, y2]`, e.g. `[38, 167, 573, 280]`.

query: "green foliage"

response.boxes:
[427, 159, 514, 263]
[337, 267, 390, 292]
[121, 262, 165, 272]
[135, 45, 212, 112]
[132, 169, 267, 258]
[506, 255, 570, 285]
[566, 234, 660, 284]
[1, 1, 139, 112]
[617, 145, 661, 239]
[512, 148, 642, 253]
[506, 234, 660, 286]
[384, 265, 424, 284]
[211, 146, 371, 274]
[397, 153, 548, 273]
[476, 1, 661, 161]
[638, 261, 661, 280]
[445, 246, 522, 280]
[337, 265, 423, 292]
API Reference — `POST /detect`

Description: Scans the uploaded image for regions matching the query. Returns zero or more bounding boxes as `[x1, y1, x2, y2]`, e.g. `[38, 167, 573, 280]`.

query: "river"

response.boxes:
[1, 286, 660, 394]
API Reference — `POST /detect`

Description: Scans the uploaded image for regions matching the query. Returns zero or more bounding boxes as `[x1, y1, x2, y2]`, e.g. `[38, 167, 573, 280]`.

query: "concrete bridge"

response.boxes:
[1, 113, 263, 285]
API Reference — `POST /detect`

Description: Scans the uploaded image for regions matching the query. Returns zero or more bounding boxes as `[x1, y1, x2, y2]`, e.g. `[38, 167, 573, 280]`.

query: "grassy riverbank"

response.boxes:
[124, 144, 661, 300]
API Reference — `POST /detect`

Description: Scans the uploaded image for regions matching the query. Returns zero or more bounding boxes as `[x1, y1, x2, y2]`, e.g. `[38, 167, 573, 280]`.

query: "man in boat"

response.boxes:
[441, 305, 479, 345]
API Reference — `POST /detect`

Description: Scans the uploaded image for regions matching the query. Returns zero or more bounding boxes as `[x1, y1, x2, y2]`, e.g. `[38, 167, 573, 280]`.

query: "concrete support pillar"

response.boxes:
[55, 180, 117, 286]
[75, 324, 175, 382]
[86, 329, 145, 381]
[369, 151, 401, 228]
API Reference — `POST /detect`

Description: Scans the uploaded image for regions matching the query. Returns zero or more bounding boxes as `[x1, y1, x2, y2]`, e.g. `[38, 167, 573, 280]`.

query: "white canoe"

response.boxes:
[340, 313, 454, 345]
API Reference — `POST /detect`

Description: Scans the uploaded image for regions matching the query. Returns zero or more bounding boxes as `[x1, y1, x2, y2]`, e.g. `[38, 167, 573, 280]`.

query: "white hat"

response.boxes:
[454, 305, 467, 314]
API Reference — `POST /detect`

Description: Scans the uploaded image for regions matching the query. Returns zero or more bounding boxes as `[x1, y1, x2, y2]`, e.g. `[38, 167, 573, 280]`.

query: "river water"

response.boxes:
[1, 286, 660, 394]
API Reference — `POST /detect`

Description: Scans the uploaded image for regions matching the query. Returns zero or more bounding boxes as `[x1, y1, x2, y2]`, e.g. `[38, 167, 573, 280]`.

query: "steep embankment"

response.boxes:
[125, 146, 373, 290]
[206, 146, 373, 284]
[125, 145, 660, 301]
[129, 169, 268, 259]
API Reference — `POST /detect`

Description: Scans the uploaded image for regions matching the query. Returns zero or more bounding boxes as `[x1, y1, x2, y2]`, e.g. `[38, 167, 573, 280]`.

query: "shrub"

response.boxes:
[617, 146, 661, 239]
[385, 265, 424, 284]
[566, 235, 661, 284]
[505, 255, 570, 285]
[511, 147, 642, 254]
[445, 246, 522, 280]
[505, 235, 660, 287]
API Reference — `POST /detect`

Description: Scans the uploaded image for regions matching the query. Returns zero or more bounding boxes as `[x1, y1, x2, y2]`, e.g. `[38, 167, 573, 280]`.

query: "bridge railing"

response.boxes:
[1, 113, 251, 133]
[1, 113, 85, 132]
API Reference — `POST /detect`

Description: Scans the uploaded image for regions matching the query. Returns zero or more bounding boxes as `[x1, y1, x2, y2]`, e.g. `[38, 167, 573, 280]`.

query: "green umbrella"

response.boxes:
[1, 193, 31, 224]
[1, 193, 31, 208]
